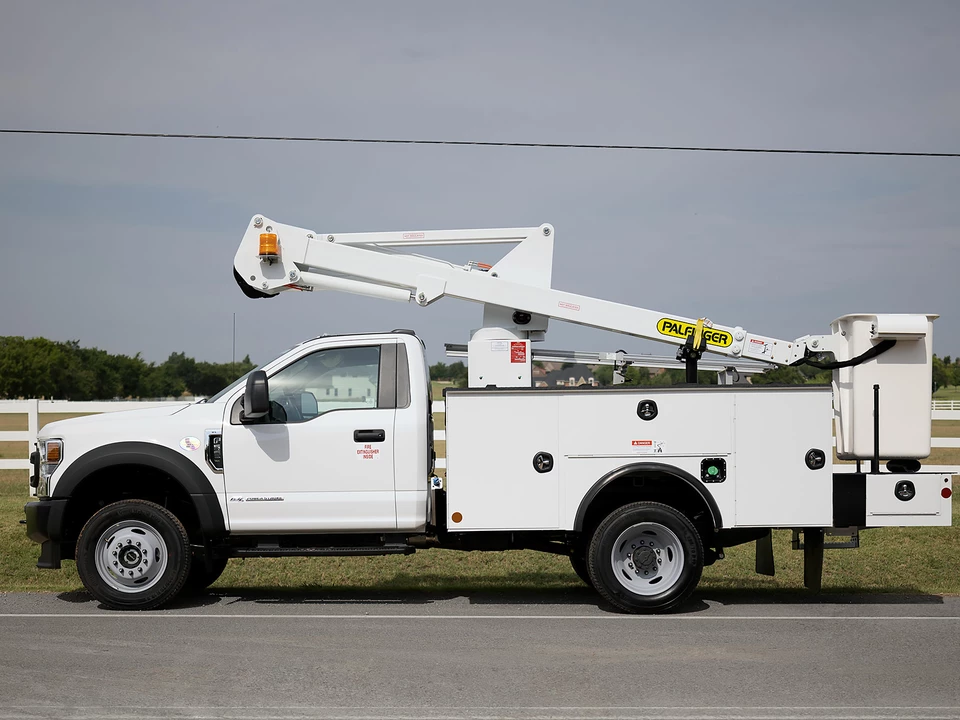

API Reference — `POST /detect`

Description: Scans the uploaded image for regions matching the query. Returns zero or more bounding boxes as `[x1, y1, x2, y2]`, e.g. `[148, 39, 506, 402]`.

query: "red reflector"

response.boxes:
[942, 488, 952, 499]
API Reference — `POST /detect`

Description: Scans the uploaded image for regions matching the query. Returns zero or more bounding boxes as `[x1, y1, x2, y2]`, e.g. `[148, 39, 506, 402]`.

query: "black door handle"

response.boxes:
[354, 429, 386, 443]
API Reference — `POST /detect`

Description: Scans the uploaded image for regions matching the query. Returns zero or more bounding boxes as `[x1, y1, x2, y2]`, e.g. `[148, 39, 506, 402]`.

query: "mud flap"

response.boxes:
[755, 531, 775, 577]
[803, 528, 824, 592]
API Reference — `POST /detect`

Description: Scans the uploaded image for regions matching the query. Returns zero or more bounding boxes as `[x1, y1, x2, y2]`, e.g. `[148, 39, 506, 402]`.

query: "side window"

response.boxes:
[266, 346, 380, 424]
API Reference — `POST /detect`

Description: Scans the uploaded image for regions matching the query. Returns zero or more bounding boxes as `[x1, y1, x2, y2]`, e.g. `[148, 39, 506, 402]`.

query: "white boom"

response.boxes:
[236, 216, 820, 363]
[234, 214, 937, 460]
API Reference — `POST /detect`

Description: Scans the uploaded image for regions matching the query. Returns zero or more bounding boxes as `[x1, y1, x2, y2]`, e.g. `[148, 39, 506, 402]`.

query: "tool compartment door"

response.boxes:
[444, 392, 560, 531]
[734, 387, 834, 527]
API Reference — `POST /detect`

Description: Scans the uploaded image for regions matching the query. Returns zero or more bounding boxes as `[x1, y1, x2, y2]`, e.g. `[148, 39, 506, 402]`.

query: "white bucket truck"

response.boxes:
[23, 216, 949, 612]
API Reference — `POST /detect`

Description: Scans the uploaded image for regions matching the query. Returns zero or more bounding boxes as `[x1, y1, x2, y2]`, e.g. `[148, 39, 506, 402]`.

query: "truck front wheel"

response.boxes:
[75, 499, 192, 611]
[587, 501, 703, 613]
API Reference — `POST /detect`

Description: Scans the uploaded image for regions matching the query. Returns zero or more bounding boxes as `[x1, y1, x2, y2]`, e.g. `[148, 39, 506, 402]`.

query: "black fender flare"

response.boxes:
[573, 461, 722, 532]
[53, 441, 226, 537]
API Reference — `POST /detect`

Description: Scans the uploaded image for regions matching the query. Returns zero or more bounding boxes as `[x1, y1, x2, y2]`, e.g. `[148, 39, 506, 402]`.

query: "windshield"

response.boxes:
[204, 364, 265, 403]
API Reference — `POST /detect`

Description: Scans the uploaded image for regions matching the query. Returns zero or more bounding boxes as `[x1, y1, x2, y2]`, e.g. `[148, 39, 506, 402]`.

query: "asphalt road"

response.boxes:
[2, 588, 960, 720]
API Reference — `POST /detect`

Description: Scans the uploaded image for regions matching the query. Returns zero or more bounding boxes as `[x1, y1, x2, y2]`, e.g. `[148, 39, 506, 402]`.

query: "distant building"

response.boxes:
[536, 363, 599, 388]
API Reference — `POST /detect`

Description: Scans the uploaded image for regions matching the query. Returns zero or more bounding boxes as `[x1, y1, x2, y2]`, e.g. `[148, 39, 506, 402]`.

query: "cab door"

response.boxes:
[221, 342, 398, 532]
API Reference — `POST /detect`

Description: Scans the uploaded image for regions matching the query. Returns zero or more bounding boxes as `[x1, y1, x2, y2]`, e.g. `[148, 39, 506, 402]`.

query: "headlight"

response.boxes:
[39, 439, 63, 496]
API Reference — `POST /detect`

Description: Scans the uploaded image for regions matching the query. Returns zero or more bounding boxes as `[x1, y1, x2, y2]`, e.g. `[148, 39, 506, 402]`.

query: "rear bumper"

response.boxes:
[23, 499, 69, 569]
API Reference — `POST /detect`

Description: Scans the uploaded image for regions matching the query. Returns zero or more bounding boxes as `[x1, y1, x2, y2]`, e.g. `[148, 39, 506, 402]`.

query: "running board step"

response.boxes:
[230, 544, 415, 558]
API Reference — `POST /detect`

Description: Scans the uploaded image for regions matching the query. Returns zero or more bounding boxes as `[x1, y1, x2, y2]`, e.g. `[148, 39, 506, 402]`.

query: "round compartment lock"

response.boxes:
[533, 452, 554, 473]
[894, 480, 916, 502]
[805, 448, 826, 470]
[637, 400, 658, 421]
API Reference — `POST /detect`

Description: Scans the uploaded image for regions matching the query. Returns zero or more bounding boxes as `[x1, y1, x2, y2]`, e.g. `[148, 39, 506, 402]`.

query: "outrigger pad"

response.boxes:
[803, 528, 824, 593]
[755, 531, 775, 577]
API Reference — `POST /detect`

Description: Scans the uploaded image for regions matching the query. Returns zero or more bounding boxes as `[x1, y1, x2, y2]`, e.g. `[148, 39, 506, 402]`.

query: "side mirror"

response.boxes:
[243, 370, 270, 420]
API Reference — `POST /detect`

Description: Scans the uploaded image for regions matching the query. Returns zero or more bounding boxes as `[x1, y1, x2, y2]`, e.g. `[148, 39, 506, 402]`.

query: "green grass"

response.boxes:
[934, 385, 960, 401]
[431, 380, 453, 401]
[5, 466, 960, 598]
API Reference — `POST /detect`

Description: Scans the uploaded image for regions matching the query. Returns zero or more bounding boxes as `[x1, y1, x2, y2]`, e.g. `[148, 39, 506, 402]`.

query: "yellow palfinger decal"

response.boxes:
[657, 318, 733, 348]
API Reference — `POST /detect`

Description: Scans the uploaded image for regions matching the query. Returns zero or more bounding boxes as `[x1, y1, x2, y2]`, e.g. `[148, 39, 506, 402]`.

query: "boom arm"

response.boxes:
[234, 214, 821, 366]
[234, 214, 938, 462]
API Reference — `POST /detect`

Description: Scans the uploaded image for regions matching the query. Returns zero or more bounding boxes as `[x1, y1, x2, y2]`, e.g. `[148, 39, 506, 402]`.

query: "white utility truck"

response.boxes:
[24, 216, 950, 613]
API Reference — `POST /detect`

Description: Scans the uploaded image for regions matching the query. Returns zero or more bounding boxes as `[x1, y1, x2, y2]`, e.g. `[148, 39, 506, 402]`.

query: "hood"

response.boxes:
[40, 403, 193, 440]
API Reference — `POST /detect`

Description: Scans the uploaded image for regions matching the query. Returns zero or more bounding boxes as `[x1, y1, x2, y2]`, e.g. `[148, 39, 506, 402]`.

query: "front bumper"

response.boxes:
[23, 499, 69, 569]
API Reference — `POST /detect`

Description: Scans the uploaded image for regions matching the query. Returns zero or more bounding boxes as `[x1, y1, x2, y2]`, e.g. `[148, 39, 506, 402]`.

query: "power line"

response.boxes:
[0, 128, 958, 158]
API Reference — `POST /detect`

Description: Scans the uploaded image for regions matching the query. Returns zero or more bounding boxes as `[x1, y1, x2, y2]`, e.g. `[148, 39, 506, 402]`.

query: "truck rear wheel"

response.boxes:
[75, 499, 192, 611]
[587, 501, 702, 613]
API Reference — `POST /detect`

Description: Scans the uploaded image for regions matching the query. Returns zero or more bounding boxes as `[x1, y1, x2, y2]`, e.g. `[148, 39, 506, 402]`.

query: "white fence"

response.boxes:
[2, 399, 958, 474]
[934, 400, 960, 411]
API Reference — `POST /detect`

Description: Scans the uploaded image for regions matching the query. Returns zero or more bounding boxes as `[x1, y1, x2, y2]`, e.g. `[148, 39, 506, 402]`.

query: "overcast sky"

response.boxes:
[1, 1, 958, 368]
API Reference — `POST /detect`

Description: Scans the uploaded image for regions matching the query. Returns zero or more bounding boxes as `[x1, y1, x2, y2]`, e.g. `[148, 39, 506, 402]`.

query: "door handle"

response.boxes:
[354, 429, 386, 443]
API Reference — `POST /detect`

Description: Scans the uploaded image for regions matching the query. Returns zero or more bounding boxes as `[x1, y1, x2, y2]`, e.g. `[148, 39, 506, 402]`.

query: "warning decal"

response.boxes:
[631, 439, 664, 454]
[656, 318, 733, 348]
[749, 337, 772, 357]
[510, 341, 527, 363]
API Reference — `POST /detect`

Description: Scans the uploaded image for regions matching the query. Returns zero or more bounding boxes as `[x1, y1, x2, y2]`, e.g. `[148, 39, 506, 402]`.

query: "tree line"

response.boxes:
[2, 337, 954, 400]
[0, 337, 255, 400]
[934, 355, 960, 391]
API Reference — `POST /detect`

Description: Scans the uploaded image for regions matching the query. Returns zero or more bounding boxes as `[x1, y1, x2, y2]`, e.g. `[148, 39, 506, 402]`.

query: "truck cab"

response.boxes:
[218, 331, 431, 533]
[24, 331, 434, 610]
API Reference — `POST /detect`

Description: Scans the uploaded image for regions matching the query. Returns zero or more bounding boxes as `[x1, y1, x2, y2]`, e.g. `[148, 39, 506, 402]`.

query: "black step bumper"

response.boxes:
[23, 499, 69, 569]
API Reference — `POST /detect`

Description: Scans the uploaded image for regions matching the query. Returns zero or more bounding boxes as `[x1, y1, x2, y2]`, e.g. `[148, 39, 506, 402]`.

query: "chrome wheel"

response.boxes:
[94, 520, 169, 594]
[609, 521, 684, 596]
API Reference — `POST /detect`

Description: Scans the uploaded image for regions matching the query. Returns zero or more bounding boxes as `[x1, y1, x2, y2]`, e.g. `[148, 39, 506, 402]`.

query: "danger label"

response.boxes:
[357, 444, 381, 460]
[631, 439, 663, 453]
[510, 341, 527, 363]
[632, 440, 652, 446]
[749, 338, 772, 356]
[657, 318, 733, 348]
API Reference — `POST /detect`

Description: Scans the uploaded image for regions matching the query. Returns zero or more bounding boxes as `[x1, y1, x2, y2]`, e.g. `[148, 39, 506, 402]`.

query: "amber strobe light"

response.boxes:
[258, 233, 279, 261]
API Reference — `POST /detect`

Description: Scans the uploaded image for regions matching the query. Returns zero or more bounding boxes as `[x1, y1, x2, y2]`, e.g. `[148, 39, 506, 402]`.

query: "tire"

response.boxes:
[587, 501, 703, 613]
[569, 550, 593, 587]
[183, 555, 229, 594]
[75, 499, 192, 611]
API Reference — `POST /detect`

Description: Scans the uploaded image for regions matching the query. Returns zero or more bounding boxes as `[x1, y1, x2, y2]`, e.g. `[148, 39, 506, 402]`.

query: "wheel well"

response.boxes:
[577, 470, 717, 543]
[60, 464, 202, 559]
